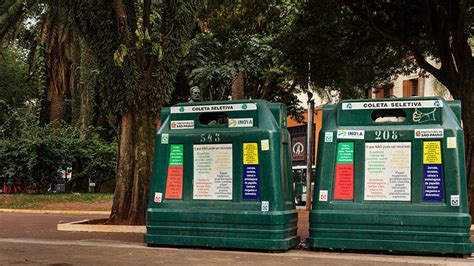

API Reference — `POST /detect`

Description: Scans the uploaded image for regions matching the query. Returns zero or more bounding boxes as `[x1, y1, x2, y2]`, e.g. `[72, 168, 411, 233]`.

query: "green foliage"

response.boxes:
[0, 105, 117, 192]
[113, 43, 128, 67]
[0, 47, 34, 102]
[75, 132, 117, 191]
[0, 46, 37, 136]
[279, 0, 473, 100]
[182, 1, 303, 116]
[277, 0, 416, 98]
[152, 42, 163, 61]
[72, 0, 198, 115]
[71, 0, 133, 114]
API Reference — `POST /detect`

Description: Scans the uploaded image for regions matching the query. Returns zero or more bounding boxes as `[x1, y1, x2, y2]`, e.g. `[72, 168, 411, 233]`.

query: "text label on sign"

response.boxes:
[414, 129, 444, 139]
[170, 120, 194, 130]
[193, 144, 233, 200]
[165, 144, 184, 199]
[334, 142, 354, 200]
[342, 100, 443, 110]
[337, 130, 365, 140]
[171, 103, 257, 113]
[228, 118, 253, 128]
[364, 142, 412, 201]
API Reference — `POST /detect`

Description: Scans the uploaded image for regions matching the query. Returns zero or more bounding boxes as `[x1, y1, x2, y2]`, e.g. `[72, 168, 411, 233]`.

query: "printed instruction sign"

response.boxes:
[165, 144, 184, 199]
[423, 141, 442, 164]
[423, 141, 444, 201]
[193, 144, 233, 200]
[243, 143, 259, 164]
[243, 143, 259, 200]
[364, 142, 411, 201]
[334, 142, 354, 200]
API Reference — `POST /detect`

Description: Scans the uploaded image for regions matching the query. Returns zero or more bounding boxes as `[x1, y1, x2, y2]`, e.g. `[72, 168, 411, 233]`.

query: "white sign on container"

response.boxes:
[193, 144, 233, 200]
[364, 142, 412, 201]
[171, 103, 257, 113]
[342, 100, 442, 110]
[170, 120, 195, 129]
[228, 118, 253, 128]
[414, 129, 443, 139]
[337, 130, 365, 140]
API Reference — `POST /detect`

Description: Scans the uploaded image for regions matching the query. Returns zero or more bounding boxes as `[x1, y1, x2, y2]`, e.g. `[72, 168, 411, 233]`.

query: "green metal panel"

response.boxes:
[146, 100, 299, 251]
[307, 97, 473, 255]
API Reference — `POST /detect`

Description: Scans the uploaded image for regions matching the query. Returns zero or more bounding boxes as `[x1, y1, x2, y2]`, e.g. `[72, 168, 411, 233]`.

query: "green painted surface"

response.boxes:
[308, 97, 473, 255]
[146, 100, 299, 251]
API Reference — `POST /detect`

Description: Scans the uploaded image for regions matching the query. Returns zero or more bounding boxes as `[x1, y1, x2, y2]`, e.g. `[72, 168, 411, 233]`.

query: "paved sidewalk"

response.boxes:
[1, 210, 473, 265]
[0, 238, 473, 265]
[0, 212, 143, 243]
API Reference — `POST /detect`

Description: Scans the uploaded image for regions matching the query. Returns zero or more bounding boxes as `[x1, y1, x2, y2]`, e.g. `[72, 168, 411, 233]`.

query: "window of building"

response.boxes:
[373, 84, 394, 99]
[403, 78, 424, 97]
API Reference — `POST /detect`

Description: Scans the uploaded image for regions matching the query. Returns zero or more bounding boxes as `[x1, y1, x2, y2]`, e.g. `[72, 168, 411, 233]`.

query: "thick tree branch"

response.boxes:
[342, 1, 458, 90]
[113, 0, 130, 46]
[143, 0, 151, 30]
[425, 0, 457, 76]
[125, 1, 138, 47]
[141, 0, 153, 72]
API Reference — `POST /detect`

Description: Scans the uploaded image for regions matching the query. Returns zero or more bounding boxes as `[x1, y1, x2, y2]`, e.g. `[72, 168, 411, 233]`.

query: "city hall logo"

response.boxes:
[414, 129, 443, 139]
[337, 130, 365, 139]
[170, 120, 194, 130]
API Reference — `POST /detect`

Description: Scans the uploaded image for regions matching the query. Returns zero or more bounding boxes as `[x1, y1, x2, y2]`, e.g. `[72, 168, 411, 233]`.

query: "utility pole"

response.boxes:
[306, 62, 314, 211]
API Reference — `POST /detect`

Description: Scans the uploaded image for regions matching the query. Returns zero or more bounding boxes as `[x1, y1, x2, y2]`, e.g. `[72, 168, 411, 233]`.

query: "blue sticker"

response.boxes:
[423, 164, 444, 201]
[243, 165, 259, 200]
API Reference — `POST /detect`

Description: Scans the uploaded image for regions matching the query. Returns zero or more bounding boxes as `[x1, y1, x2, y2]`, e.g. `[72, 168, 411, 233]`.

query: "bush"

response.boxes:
[0, 108, 117, 193]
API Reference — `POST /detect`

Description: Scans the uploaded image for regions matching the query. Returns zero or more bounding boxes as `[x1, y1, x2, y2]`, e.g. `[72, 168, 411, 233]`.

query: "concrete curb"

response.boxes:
[57, 219, 146, 233]
[0, 209, 110, 215]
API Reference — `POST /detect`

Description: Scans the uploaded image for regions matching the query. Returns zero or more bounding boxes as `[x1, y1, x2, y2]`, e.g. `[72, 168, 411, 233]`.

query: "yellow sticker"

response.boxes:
[423, 141, 442, 164]
[243, 143, 259, 164]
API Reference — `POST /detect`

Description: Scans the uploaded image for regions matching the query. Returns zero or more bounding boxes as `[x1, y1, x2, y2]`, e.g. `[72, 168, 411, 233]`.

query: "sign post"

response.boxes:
[306, 94, 314, 211]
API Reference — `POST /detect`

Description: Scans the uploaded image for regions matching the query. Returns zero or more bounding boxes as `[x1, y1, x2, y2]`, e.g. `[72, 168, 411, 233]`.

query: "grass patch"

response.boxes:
[0, 193, 114, 209]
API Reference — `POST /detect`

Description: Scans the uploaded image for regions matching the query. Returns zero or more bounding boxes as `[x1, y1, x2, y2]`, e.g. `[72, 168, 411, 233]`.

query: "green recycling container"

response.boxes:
[307, 97, 473, 255]
[145, 100, 300, 250]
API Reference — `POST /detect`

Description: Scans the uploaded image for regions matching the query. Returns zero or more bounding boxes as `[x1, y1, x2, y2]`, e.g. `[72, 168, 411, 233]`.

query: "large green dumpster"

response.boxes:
[307, 97, 473, 255]
[146, 100, 300, 250]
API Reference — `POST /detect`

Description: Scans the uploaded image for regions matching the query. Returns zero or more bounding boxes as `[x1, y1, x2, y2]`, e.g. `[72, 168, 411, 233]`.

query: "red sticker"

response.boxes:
[165, 166, 183, 199]
[334, 164, 354, 200]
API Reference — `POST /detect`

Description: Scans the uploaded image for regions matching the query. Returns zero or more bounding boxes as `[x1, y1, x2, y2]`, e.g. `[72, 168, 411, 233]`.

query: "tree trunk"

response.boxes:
[461, 76, 474, 217]
[231, 71, 245, 100]
[78, 39, 96, 137]
[49, 91, 66, 123]
[107, 0, 198, 225]
[108, 109, 156, 225]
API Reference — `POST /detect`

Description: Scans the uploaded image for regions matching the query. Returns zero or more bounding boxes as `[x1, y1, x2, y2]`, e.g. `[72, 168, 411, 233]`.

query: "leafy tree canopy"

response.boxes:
[282, 0, 473, 100]
[177, 0, 304, 116]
